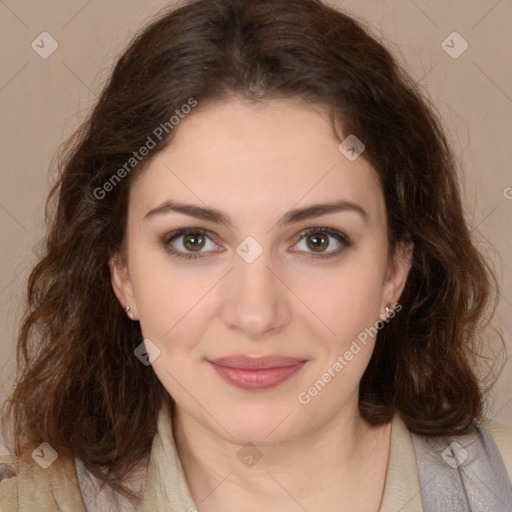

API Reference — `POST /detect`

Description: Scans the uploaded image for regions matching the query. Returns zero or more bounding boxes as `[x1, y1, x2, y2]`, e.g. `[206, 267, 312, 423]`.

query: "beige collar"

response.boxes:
[380, 412, 423, 511]
[10, 404, 423, 511]
[142, 403, 197, 511]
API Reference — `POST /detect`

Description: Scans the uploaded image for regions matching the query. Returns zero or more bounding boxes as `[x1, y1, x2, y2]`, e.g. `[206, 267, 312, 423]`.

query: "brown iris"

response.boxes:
[183, 232, 206, 251]
[307, 232, 329, 252]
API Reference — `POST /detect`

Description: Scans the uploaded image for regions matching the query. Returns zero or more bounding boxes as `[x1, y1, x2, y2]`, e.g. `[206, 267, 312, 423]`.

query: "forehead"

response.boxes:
[129, 98, 385, 226]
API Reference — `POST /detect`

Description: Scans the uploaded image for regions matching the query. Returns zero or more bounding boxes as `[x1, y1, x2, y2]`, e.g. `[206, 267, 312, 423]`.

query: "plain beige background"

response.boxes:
[0, 0, 511, 453]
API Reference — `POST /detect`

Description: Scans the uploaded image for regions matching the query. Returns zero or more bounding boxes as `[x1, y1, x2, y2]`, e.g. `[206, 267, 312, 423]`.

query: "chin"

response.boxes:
[207, 402, 304, 447]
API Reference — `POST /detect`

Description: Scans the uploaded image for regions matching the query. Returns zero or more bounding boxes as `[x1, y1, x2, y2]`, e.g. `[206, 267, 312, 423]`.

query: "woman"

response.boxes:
[1, 0, 511, 510]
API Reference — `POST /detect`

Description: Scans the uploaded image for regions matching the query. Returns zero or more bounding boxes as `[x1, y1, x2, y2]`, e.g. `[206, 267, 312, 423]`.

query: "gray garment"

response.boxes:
[410, 419, 512, 512]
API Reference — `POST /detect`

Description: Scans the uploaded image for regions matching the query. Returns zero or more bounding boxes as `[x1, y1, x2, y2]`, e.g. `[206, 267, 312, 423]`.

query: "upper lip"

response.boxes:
[208, 355, 307, 369]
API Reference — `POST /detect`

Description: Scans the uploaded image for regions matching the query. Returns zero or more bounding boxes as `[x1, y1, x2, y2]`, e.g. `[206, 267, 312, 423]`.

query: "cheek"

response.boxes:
[290, 254, 387, 350]
[129, 245, 217, 351]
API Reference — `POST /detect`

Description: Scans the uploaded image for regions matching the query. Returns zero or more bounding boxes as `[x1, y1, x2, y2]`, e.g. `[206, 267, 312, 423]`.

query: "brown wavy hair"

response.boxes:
[2, 0, 505, 503]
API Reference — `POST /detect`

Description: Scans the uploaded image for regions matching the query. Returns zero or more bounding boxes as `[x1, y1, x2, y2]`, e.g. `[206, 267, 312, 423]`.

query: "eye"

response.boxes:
[162, 228, 220, 260]
[161, 226, 351, 261]
[291, 227, 351, 258]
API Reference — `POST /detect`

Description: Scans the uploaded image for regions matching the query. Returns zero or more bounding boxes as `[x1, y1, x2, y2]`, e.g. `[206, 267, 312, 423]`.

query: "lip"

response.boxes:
[208, 355, 307, 390]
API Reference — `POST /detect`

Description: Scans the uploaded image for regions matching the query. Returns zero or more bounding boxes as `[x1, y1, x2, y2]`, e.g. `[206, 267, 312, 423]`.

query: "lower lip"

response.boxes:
[209, 361, 306, 390]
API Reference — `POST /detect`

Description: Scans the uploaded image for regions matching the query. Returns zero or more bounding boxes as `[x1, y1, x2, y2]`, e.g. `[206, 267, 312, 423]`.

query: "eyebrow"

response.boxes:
[143, 199, 369, 227]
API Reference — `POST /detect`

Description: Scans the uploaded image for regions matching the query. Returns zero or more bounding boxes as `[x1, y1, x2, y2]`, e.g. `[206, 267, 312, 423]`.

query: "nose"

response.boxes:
[221, 250, 291, 341]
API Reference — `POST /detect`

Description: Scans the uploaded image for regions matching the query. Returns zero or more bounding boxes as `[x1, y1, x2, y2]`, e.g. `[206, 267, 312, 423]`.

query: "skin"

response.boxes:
[111, 97, 413, 511]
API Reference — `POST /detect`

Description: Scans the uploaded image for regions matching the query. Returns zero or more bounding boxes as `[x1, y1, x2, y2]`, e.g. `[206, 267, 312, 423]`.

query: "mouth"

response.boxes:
[207, 355, 307, 390]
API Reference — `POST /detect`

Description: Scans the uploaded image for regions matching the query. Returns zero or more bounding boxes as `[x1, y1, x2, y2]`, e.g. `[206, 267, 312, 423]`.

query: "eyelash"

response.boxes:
[161, 227, 352, 261]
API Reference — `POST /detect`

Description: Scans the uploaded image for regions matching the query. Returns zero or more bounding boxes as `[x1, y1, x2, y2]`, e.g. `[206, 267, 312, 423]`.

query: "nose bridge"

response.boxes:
[235, 251, 275, 299]
[221, 241, 290, 339]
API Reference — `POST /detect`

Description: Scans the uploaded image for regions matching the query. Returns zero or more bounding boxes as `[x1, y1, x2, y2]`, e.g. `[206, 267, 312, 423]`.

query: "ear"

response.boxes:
[109, 251, 138, 319]
[381, 239, 413, 311]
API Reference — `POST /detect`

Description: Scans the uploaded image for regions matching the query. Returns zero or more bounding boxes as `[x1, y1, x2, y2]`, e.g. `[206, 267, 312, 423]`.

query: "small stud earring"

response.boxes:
[380, 306, 392, 320]
[125, 306, 134, 320]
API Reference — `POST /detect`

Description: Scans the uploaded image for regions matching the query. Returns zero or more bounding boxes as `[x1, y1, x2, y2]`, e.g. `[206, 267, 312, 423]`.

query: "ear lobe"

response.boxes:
[383, 240, 414, 306]
[109, 252, 136, 310]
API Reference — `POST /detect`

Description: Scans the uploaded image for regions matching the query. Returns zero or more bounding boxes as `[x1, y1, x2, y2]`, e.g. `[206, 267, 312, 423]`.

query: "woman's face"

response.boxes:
[111, 98, 411, 446]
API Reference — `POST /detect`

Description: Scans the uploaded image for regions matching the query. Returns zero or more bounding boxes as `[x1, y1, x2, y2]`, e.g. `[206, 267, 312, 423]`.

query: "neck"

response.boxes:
[172, 392, 392, 511]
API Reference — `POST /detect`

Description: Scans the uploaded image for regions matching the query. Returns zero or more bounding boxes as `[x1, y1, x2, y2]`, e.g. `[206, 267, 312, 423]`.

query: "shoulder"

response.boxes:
[0, 454, 18, 510]
[0, 450, 87, 511]
[482, 416, 512, 482]
[403, 415, 512, 511]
